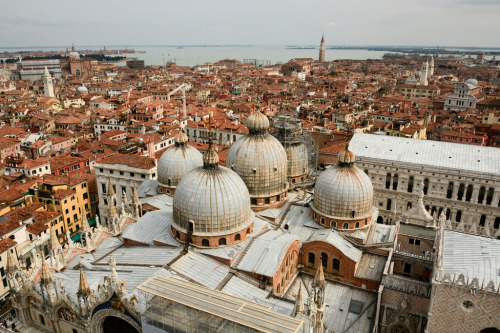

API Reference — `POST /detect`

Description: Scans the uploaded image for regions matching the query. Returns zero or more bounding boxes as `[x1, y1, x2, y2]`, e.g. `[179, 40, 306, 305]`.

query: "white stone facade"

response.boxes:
[444, 82, 477, 112]
[95, 162, 157, 223]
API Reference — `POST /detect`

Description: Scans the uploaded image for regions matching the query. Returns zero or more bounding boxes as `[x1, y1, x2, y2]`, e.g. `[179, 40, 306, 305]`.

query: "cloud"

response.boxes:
[326, 22, 336, 28]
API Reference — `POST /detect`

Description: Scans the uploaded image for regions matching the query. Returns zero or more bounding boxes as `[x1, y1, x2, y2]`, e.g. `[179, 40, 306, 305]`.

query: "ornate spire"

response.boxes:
[81, 211, 91, 233]
[108, 179, 115, 197]
[294, 285, 305, 315]
[49, 225, 59, 250]
[122, 190, 129, 206]
[132, 186, 140, 204]
[108, 197, 117, 218]
[314, 264, 325, 288]
[77, 267, 92, 298]
[40, 259, 54, 286]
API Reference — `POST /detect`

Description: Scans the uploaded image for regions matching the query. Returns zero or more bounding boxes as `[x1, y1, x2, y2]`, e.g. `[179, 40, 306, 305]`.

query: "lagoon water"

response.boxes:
[0, 45, 388, 67]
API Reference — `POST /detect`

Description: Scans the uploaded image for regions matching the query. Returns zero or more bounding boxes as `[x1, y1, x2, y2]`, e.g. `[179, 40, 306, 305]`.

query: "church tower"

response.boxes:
[420, 59, 428, 86]
[428, 56, 434, 77]
[319, 34, 325, 62]
[43, 66, 54, 98]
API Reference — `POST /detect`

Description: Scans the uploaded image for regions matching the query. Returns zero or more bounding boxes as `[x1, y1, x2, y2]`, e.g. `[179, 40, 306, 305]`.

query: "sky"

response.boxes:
[1, 0, 499, 48]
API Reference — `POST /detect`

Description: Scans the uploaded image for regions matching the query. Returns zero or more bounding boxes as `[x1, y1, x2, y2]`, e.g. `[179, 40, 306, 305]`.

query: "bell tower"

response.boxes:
[319, 34, 325, 62]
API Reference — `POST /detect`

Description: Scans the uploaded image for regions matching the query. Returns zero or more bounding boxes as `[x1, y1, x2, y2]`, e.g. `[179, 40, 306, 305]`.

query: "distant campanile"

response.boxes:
[319, 34, 325, 62]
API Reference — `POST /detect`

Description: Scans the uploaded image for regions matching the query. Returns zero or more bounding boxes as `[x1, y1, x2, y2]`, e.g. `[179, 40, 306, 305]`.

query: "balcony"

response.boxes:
[382, 274, 432, 298]
[38, 188, 55, 199]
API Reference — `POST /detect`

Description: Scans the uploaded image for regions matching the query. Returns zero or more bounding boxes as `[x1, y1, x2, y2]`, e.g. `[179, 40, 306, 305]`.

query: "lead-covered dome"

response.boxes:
[157, 131, 203, 194]
[311, 147, 373, 229]
[172, 144, 254, 247]
[226, 111, 288, 210]
[286, 142, 309, 181]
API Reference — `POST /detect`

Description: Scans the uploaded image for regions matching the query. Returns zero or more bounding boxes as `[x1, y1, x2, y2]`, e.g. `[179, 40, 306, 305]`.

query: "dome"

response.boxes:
[172, 145, 253, 237]
[69, 51, 80, 60]
[312, 149, 373, 222]
[76, 86, 88, 94]
[157, 131, 203, 190]
[246, 111, 270, 134]
[465, 78, 478, 87]
[226, 119, 288, 206]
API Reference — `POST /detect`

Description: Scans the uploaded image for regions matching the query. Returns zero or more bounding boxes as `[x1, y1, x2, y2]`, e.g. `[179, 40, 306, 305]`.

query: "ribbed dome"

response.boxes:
[246, 111, 270, 134]
[226, 134, 288, 197]
[157, 137, 203, 188]
[172, 165, 253, 236]
[286, 142, 309, 178]
[312, 153, 373, 220]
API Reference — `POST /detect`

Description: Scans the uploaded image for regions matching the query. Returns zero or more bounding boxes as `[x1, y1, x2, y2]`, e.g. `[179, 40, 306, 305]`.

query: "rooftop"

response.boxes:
[349, 133, 500, 175]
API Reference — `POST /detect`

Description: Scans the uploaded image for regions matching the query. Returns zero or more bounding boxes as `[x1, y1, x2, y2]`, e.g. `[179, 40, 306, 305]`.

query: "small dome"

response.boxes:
[69, 51, 80, 60]
[465, 78, 478, 87]
[246, 111, 270, 134]
[157, 137, 203, 188]
[312, 150, 373, 221]
[76, 86, 88, 94]
[173, 146, 253, 236]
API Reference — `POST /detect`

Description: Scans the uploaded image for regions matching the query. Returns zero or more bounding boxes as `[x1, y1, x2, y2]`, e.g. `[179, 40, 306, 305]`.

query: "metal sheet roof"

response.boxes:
[305, 229, 362, 263]
[349, 133, 500, 175]
[121, 210, 179, 246]
[442, 230, 500, 285]
[138, 276, 304, 333]
[170, 251, 230, 289]
[232, 230, 299, 277]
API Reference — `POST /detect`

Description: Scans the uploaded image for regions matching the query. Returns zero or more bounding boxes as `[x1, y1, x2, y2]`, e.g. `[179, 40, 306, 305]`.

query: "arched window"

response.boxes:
[478, 186, 485, 204]
[407, 202, 412, 210]
[486, 187, 494, 205]
[355, 222, 360, 228]
[343, 222, 349, 229]
[465, 184, 473, 202]
[408, 176, 414, 193]
[456, 210, 462, 222]
[446, 208, 451, 220]
[218, 238, 226, 245]
[377, 216, 384, 224]
[39, 314, 45, 325]
[202, 239, 209, 246]
[308, 253, 315, 266]
[431, 206, 437, 216]
[494, 217, 500, 229]
[235, 234, 241, 241]
[386, 199, 392, 210]
[176, 231, 180, 239]
[457, 183, 465, 200]
[446, 182, 454, 199]
[331, 221, 337, 228]
[73, 329, 78, 333]
[332, 259, 340, 271]
[423, 178, 429, 195]
[385, 173, 391, 189]
[75, 69, 80, 76]
[320, 217, 325, 225]
[480, 215, 486, 227]
[392, 174, 398, 190]
[246, 228, 251, 234]
[320, 252, 328, 267]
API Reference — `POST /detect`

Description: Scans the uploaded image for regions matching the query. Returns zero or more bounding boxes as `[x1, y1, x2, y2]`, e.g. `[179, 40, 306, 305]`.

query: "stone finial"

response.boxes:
[108, 197, 117, 218]
[108, 179, 115, 197]
[81, 211, 91, 233]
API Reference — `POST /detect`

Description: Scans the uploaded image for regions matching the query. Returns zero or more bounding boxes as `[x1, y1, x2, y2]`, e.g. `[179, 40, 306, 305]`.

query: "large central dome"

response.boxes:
[171, 143, 254, 247]
[311, 146, 374, 230]
[225, 111, 288, 211]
